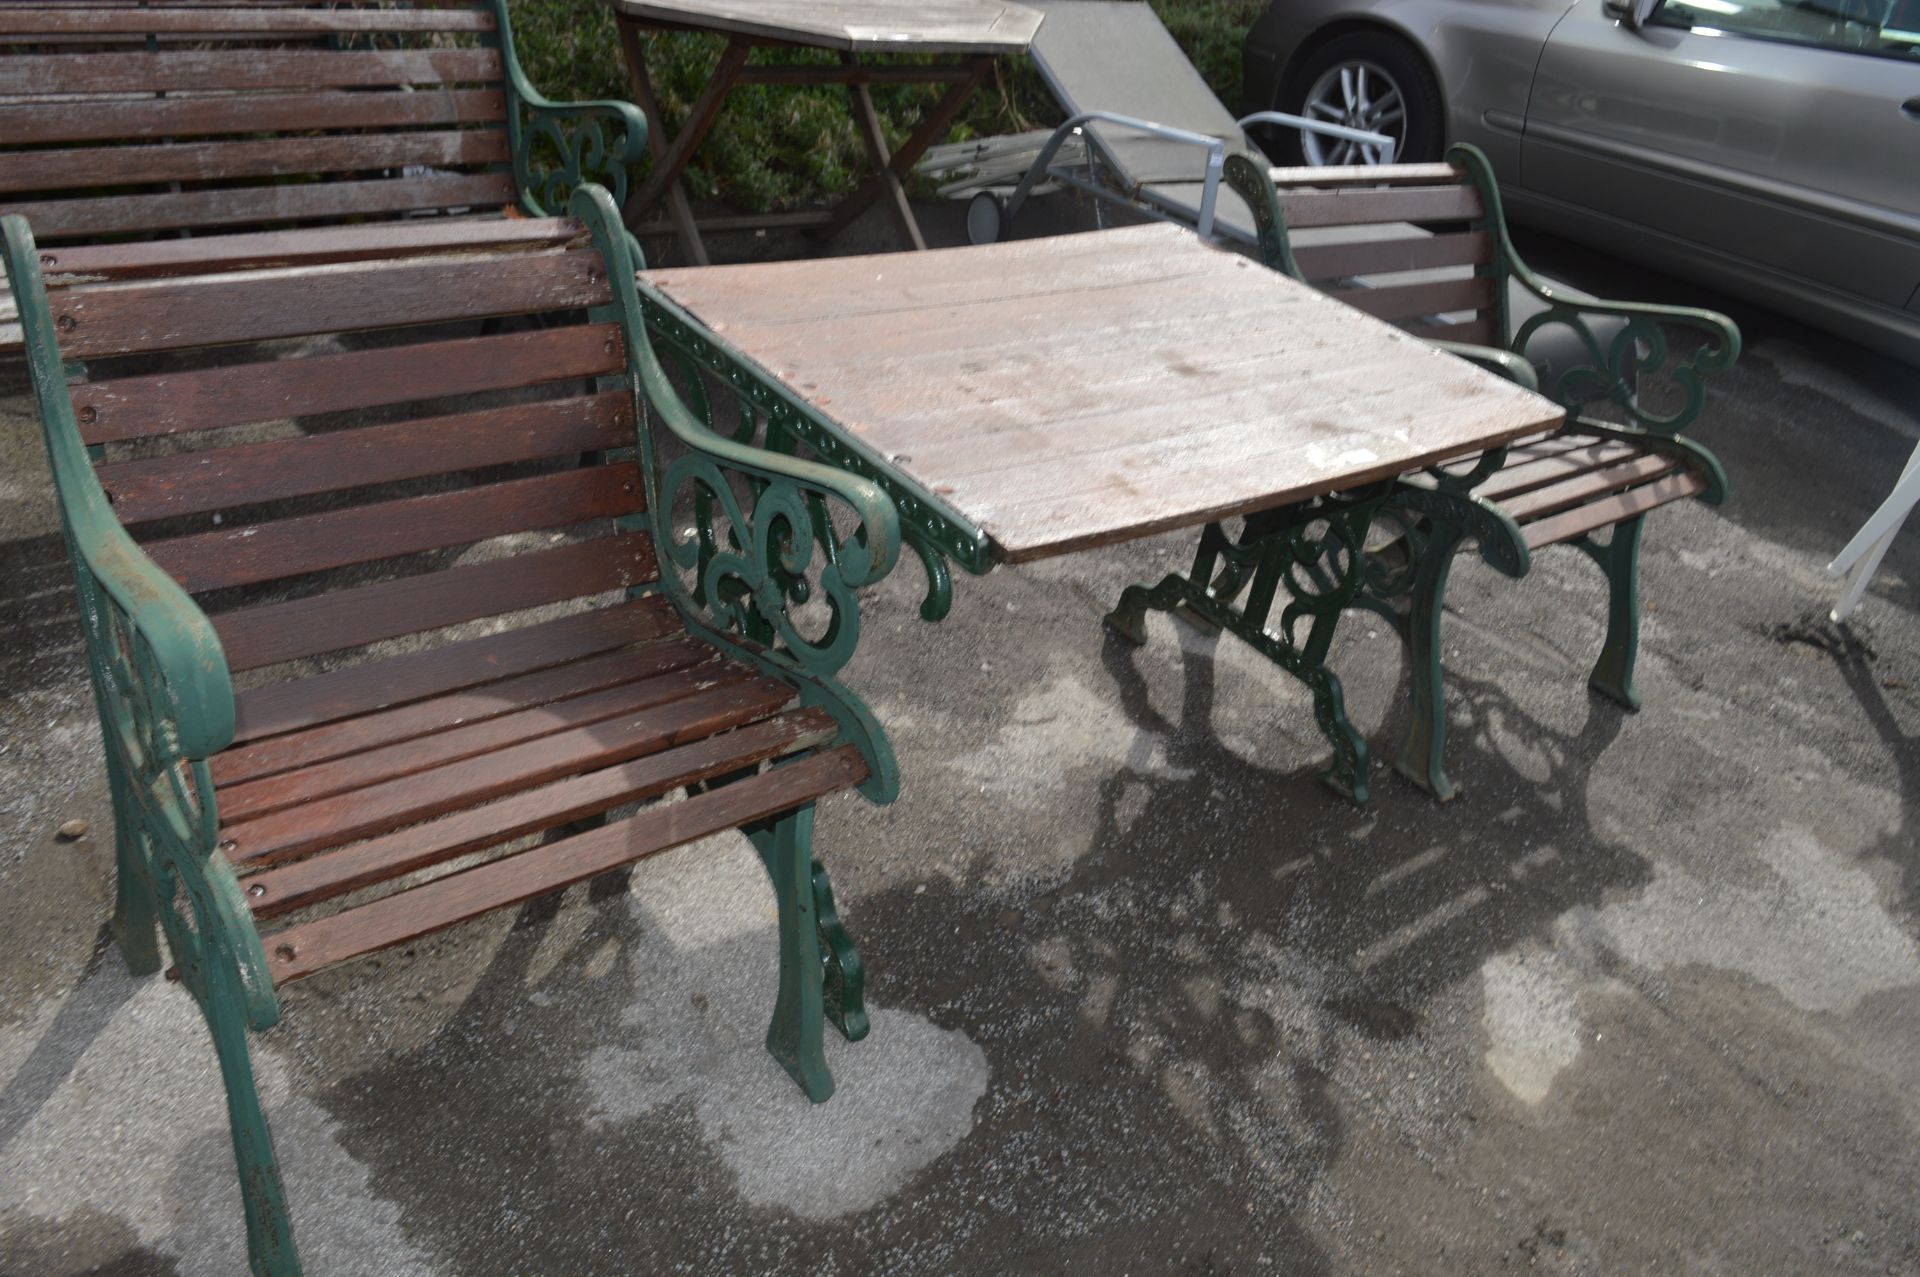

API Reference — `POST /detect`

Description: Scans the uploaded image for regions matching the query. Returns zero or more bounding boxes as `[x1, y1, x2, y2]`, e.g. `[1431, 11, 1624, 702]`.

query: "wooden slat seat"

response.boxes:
[259, 742, 867, 983]
[7, 185, 899, 1273]
[33, 233, 877, 977]
[0, 0, 649, 351]
[1434, 430, 1706, 551]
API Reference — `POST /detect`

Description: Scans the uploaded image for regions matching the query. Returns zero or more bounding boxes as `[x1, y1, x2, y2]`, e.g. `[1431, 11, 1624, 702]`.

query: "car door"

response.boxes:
[1519, 0, 1920, 316]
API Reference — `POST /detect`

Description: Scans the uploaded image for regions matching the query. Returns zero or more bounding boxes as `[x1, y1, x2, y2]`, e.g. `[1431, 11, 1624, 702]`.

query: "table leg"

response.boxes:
[1104, 492, 1392, 805]
[819, 55, 993, 248]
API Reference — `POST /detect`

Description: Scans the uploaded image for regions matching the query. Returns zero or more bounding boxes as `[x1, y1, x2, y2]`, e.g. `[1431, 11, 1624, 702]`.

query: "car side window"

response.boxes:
[1653, 0, 1920, 61]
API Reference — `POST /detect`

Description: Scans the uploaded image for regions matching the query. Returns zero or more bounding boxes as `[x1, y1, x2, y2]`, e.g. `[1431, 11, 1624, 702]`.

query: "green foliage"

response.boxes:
[1148, 0, 1270, 112]
[506, 0, 1266, 214]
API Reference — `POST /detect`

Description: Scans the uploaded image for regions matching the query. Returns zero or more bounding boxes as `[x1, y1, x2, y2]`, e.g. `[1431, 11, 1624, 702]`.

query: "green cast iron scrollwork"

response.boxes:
[635, 289, 985, 619]
[656, 452, 872, 676]
[1446, 143, 1740, 436]
[1107, 488, 1399, 804]
[484, 0, 649, 217]
[569, 186, 906, 803]
[1385, 483, 1530, 580]
[810, 858, 868, 1041]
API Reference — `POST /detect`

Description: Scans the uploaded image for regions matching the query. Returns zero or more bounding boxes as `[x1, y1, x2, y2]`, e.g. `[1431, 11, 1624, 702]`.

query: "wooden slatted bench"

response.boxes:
[4, 187, 903, 1277]
[1221, 143, 1741, 800]
[0, 0, 647, 347]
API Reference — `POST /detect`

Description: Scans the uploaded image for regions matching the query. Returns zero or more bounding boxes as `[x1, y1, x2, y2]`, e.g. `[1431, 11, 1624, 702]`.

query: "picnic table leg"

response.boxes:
[817, 56, 993, 247]
[617, 21, 751, 265]
[841, 55, 926, 252]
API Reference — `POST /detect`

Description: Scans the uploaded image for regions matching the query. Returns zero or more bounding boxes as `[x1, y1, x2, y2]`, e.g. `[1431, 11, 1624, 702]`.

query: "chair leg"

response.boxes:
[752, 804, 835, 1103]
[1587, 515, 1647, 711]
[107, 777, 161, 977]
[202, 966, 301, 1277]
[1394, 525, 1467, 802]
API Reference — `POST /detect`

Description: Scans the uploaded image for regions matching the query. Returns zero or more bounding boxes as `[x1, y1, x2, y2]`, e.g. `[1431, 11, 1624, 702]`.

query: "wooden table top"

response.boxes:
[641, 223, 1565, 564]
[605, 0, 1044, 53]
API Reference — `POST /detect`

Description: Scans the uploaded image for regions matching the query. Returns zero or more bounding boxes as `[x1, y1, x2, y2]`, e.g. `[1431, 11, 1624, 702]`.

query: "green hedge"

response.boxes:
[506, 0, 1266, 214]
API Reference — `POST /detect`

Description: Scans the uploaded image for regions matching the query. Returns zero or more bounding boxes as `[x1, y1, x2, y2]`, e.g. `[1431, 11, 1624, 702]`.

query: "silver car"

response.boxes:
[1243, 0, 1920, 363]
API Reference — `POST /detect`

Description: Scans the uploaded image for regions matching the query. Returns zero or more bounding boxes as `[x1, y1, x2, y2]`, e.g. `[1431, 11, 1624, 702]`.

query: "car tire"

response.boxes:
[1268, 30, 1444, 167]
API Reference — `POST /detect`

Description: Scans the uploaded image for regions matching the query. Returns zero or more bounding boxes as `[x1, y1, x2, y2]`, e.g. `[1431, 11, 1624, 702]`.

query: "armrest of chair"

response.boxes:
[2, 216, 235, 765]
[488, 0, 650, 215]
[569, 186, 906, 802]
[1446, 144, 1740, 436]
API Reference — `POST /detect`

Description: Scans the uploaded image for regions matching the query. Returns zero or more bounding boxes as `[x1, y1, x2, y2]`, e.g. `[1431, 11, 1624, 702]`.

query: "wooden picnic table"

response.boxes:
[638, 222, 1565, 802]
[606, 0, 1043, 264]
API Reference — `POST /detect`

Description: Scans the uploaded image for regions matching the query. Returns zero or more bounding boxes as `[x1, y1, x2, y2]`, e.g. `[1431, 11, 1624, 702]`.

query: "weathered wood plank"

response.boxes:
[241, 707, 840, 918]
[97, 392, 634, 524]
[52, 247, 606, 357]
[0, 48, 503, 95]
[1, 130, 510, 196]
[1266, 162, 1460, 187]
[77, 322, 616, 444]
[211, 531, 657, 671]
[643, 223, 1564, 564]
[0, 7, 496, 34]
[258, 743, 864, 983]
[1330, 275, 1495, 324]
[1499, 453, 1679, 523]
[42, 216, 578, 283]
[11, 172, 516, 242]
[144, 463, 646, 593]
[1276, 184, 1483, 230]
[1521, 470, 1707, 549]
[222, 675, 802, 867]
[213, 637, 717, 787]
[1476, 440, 1644, 503]
[609, 0, 1041, 54]
[1289, 231, 1491, 282]
[0, 88, 507, 146]
[228, 597, 680, 744]
[218, 659, 751, 822]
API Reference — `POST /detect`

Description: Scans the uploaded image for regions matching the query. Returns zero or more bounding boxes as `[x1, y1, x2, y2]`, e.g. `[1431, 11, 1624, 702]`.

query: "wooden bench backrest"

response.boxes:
[53, 221, 661, 707]
[1262, 161, 1499, 348]
[0, 1, 519, 243]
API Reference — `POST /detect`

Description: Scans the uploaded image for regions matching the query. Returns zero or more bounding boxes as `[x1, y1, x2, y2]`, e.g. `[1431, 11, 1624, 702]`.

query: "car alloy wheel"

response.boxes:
[1300, 59, 1404, 165]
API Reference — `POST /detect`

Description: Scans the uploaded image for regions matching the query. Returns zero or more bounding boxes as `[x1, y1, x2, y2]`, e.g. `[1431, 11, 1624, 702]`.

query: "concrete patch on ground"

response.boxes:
[1481, 825, 1920, 1104]
[1571, 825, 1920, 1014]
[1480, 951, 1585, 1105]
[581, 838, 989, 1221]
[948, 666, 1194, 795]
[0, 972, 436, 1276]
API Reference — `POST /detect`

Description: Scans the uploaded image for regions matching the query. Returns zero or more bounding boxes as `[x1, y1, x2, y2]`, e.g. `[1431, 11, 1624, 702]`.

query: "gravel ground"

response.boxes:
[1, 194, 1917, 1277]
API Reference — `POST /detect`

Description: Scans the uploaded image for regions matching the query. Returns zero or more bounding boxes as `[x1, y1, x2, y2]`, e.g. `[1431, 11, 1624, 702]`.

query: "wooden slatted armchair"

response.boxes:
[1218, 143, 1741, 800]
[0, 0, 647, 346]
[3, 186, 901, 1277]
